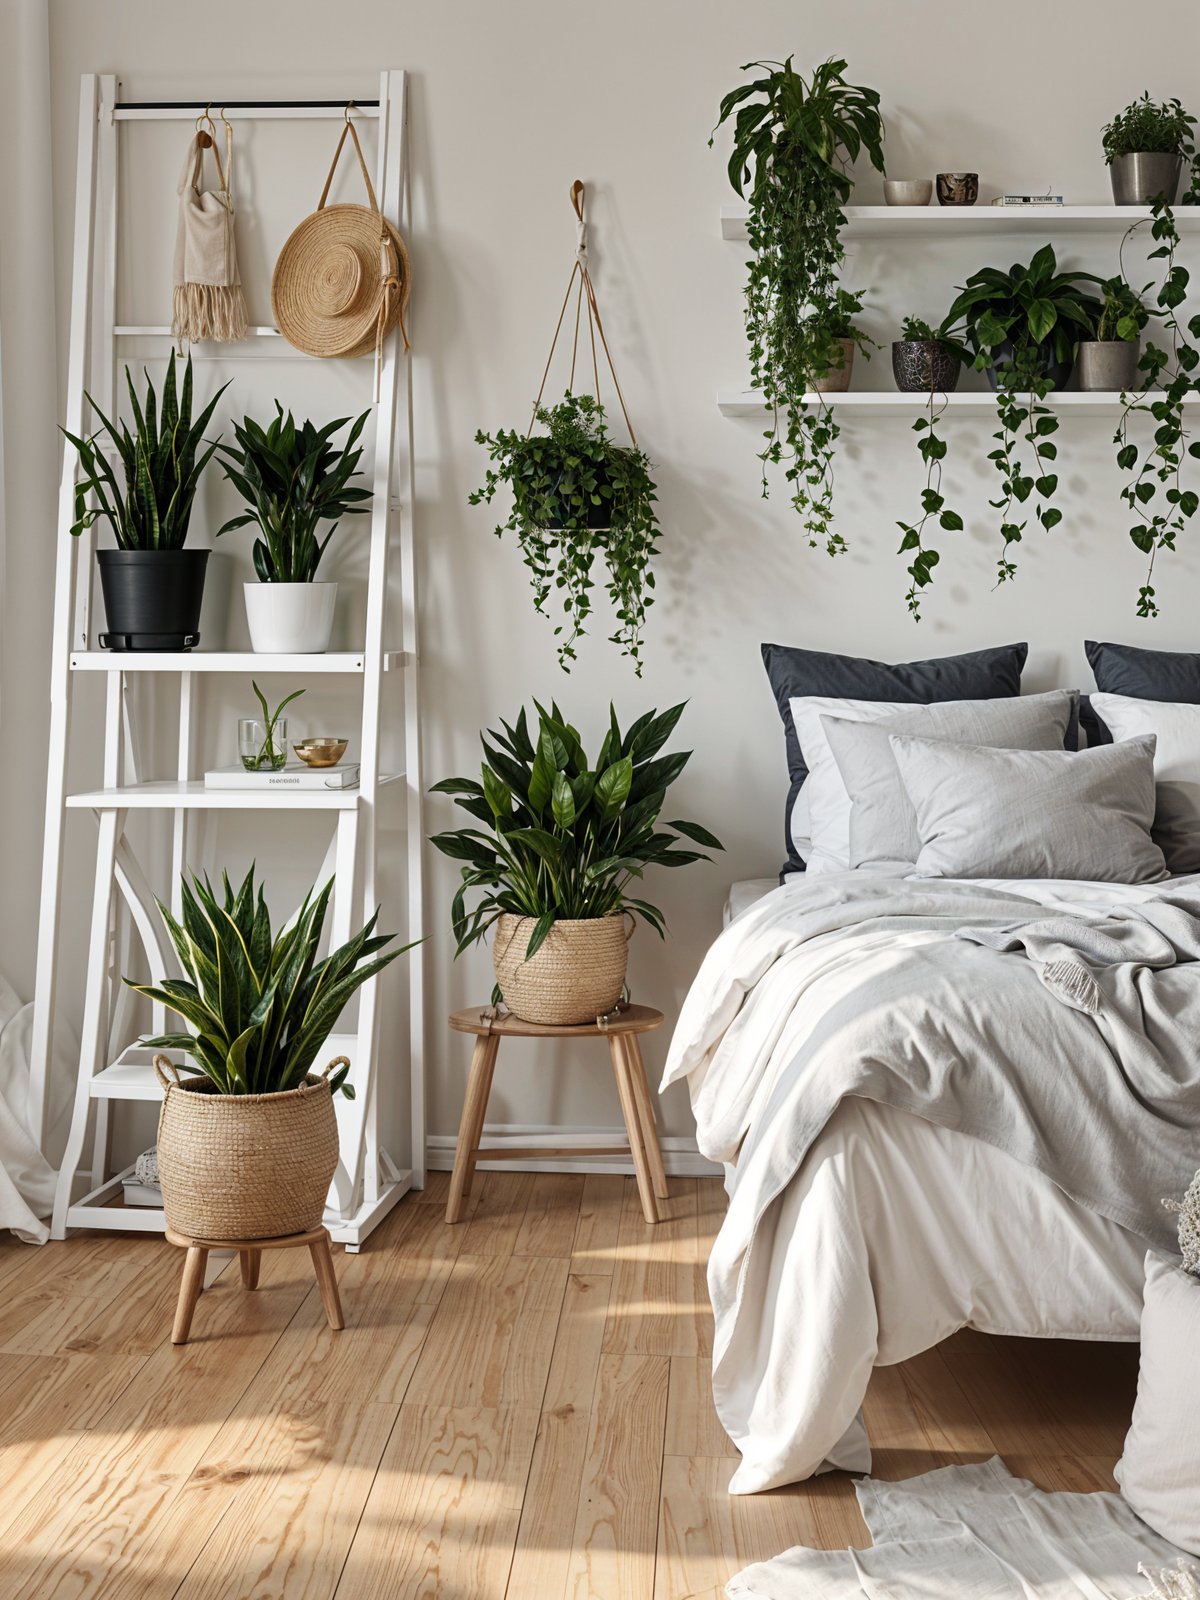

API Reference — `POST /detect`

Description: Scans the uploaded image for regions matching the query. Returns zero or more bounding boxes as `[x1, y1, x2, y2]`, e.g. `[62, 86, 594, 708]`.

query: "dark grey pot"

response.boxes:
[1076, 340, 1140, 392]
[97, 548, 208, 651]
[891, 340, 961, 393]
[984, 340, 1074, 393]
[1109, 152, 1183, 206]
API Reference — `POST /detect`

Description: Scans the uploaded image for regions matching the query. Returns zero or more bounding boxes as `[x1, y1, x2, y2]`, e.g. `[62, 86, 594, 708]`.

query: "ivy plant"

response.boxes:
[471, 392, 660, 675]
[712, 57, 884, 554]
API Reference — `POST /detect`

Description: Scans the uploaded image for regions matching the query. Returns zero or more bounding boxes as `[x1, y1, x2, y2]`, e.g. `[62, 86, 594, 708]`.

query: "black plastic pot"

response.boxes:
[891, 340, 961, 394]
[542, 465, 613, 532]
[97, 549, 209, 651]
[984, 340, 1074, 393]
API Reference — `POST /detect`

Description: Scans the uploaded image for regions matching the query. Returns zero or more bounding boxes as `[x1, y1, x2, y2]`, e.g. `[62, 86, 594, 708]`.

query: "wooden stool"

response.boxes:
[446, 1004, 669, 1225]
[166, 1224, 345, 1345]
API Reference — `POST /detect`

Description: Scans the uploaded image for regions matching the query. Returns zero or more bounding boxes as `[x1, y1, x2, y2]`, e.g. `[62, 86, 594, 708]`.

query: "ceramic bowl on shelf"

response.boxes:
[937, 172, 979, 207]
[883, 178, 933, 207]
[293, 737, 349, 768]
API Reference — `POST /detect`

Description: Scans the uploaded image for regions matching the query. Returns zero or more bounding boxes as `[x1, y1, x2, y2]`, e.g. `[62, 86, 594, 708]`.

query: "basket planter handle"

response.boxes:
[621, 909, 636, 942]
[310, 1055, 350, 1091]
[153, 1053, 184, 1091]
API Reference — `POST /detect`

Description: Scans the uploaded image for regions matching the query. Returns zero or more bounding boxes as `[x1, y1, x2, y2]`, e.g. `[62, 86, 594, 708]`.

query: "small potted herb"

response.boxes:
[809, 288, 877, 393]
[64, 352, 226, 652]
[430, 701, 721, 1025]
[217, 404, 372, 654]
[1102, 93, 1196, 206]
[891, 315, 961, 393]
[470, 392, 661, 674]
[1077, 277, 1150, 392]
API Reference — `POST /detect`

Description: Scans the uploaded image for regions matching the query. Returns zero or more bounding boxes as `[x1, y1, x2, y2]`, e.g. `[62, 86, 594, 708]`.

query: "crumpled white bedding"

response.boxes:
[727, 1455, 1193, 1599]
[0, 975, 57, 1243]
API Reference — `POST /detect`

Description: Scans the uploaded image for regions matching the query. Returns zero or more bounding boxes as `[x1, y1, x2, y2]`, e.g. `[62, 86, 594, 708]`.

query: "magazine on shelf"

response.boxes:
[204, 763, 360, 791]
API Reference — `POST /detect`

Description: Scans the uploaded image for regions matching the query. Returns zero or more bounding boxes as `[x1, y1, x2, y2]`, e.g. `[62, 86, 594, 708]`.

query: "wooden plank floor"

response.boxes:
[0, 1173, 1139, 1599]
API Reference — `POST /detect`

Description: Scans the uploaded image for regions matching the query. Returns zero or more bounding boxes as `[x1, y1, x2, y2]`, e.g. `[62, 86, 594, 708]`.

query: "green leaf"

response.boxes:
[551, 771, 576, 830]
[594, 756, 633, 819]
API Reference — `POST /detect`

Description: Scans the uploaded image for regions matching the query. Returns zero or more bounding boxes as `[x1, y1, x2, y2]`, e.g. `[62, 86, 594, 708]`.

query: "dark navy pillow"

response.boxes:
[762, 640, 1029, 877]
[1084, 639, 1200, 746]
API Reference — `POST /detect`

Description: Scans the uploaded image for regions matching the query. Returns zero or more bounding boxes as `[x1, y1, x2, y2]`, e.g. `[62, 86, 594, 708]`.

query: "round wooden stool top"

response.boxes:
[166, 1224, 329, 1252]
[448, 1004, 664, 1039]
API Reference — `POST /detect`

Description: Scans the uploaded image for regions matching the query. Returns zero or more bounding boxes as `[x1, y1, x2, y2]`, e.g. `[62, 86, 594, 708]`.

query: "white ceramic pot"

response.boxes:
[244, 582, 337, 654]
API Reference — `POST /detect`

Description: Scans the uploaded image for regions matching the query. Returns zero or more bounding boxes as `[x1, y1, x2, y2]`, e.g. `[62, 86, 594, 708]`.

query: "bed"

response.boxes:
[665, 871, 1199, 1494]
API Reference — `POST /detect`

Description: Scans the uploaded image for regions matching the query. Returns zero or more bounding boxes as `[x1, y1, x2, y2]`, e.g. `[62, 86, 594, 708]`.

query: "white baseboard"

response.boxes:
[426, 1122, 722, 1178]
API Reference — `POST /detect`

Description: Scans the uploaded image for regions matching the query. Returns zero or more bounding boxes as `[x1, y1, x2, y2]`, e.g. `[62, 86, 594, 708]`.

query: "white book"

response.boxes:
[121, 1180, 164, 1207]
[205, 763, 360, 791]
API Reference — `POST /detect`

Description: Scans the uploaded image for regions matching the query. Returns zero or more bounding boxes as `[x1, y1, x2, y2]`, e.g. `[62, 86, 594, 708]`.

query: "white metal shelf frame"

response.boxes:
[30, 71, 426, 1250]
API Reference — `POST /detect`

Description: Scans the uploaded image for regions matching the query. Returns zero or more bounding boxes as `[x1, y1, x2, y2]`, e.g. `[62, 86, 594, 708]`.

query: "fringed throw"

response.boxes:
[172, 115, 247, 347]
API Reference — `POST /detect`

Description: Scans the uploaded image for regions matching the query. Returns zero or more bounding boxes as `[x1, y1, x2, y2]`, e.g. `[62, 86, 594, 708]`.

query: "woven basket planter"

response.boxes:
[154, 1063, 340, 1239]
[493, 913, 630, 1025]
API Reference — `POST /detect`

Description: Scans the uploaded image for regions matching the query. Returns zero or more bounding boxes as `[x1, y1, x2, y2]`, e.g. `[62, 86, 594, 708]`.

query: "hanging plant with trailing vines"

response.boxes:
[712, 57, 884, 552]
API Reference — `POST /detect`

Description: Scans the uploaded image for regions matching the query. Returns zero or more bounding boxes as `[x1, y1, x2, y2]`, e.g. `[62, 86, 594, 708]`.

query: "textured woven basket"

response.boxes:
[493, 913, 630, 1026]
[154, 1062, 340, 1240]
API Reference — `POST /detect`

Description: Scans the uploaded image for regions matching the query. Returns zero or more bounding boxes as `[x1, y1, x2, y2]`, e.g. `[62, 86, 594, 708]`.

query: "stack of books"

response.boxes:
[205, 763, 360, 791]
[990, 193, 1065, 208]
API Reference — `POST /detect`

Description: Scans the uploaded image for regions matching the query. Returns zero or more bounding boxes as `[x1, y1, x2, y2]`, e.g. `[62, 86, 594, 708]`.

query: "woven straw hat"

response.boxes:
[272, 116, 410, 361]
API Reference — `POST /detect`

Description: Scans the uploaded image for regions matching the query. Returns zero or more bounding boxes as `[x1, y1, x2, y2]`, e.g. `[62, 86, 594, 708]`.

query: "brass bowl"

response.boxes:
[293, 737, 349, 768]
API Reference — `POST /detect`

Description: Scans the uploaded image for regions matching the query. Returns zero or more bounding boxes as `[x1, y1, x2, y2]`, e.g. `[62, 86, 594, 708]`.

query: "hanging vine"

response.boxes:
[713, 57, 884, 552]
[896, 391, 963, 618]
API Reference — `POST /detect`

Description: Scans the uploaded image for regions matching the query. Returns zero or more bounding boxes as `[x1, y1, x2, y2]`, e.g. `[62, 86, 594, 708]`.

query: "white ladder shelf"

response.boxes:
[29, 71, 426, 1250]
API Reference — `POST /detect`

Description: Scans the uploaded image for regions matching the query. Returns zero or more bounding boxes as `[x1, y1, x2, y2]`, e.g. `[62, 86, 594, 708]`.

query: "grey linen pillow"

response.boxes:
[820, 690, 1078, 870]
[888, 733, 1168, 883]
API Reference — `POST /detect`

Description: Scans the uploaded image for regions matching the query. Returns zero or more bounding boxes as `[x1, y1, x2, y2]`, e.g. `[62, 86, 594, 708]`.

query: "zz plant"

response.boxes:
[430, 701, 722, 961]
[127, 866, 409, 1099]
[712, 57, 884, 553]
[471, 392, 660, 674]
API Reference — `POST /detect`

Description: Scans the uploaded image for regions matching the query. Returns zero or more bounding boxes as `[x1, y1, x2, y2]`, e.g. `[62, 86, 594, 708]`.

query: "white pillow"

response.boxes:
[788, 690, 1076, 876]
[1091, 693, 1200, 874]
[1115, 1252, 1200, 1554]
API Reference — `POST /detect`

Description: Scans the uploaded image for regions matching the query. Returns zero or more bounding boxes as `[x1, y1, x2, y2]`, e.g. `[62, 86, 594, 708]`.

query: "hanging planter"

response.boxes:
[470, 182, 661, 675]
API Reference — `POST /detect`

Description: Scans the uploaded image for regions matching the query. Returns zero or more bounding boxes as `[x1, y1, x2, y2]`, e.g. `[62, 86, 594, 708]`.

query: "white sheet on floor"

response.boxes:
[727, 1457, 1195, 1600]
[0, 976, 57, 1243]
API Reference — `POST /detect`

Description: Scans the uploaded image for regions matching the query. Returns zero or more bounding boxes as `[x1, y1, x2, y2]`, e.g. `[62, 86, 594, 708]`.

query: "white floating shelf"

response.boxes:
[69, 650, 410, 673]
[720, 203, 1200, 242]
[66, 773, 405, 811]
[717, 388, 1196, 418]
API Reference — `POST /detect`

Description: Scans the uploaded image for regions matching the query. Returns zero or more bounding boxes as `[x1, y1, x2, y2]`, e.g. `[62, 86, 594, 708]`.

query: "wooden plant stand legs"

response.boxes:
[166, 1225, 344, 1346]
[446, 1033, 500, 1225]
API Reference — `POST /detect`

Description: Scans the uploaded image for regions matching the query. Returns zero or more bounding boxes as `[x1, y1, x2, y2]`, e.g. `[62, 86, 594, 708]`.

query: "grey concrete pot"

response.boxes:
[1076, 340, 1140, 391]
[811, 338, 855, 394]
[1109, 152, 1183, 206]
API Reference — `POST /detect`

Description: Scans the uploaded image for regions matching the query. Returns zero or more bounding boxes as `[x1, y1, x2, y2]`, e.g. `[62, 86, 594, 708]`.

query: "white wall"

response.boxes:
[5, 0, 1198, 1165]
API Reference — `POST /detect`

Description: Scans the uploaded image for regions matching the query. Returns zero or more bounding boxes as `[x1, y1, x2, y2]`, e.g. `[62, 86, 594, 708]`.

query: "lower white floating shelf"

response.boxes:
[716, 388, 1197, 417]
[65, 773, 406, 811]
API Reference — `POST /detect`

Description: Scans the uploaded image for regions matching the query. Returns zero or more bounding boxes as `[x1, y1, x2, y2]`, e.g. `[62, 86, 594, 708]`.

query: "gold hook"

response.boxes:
[344, 99, 355, 125]
[195, 103, 214, 148]
[219, 105, 232, 134]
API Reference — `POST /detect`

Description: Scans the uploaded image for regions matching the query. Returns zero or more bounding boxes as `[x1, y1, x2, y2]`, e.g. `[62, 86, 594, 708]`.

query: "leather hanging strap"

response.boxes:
[318, 112, 382, 215]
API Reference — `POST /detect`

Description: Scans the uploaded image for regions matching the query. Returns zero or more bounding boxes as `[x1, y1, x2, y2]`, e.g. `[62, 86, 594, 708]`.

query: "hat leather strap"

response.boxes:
[318, 118, 381, 217]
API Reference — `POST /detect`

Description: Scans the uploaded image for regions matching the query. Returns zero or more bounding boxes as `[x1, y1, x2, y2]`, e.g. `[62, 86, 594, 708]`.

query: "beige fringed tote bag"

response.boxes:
[172, 112, 248, 346]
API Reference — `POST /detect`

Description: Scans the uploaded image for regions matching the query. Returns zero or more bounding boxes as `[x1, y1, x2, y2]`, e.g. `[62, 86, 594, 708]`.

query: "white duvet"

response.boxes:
[663, 874, 1171, 1494]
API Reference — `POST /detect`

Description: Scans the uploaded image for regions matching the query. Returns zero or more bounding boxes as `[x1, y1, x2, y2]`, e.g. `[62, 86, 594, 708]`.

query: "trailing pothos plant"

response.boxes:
[712, 57, 884, 553]
[429, 701, 722, 962]
[471, 392, 660, 674]
[894, 313, 964, 618]
[1113, 198, 1200, 616]
[944, 245, 1100, 585]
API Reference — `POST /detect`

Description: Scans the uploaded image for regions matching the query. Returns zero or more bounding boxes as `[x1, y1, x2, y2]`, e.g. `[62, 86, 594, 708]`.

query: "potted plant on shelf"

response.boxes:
[1077, 277, 1150, 392]
[470, 392, 661, 675]
[1102, 93, 1197, 206]
[126, 866, 410, 1240]
[891, 315, 962, 394]
[808, 288, 877, 393]
[216, 404, 372, 654]
[64, 352, 226, 651]
[430, 701, 722, 1026]
[712, 55, 885, 556]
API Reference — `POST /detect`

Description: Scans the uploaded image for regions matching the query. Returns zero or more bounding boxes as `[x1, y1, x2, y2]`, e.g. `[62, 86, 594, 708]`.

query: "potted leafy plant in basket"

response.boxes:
[216, 403, 372, 654]
[1076, 277, 1150, 392]
[430, 701, 722, 1026]
[125, 865, 410, 1240]
[471, 392, 660, 674]
[1102, 93, 1197, 206]
[808, 288, 877, 394]
[63, 351, 227, 651]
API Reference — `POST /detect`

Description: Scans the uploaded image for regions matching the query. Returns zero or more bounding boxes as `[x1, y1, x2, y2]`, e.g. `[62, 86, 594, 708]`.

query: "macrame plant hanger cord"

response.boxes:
[528, 180, 637, 445]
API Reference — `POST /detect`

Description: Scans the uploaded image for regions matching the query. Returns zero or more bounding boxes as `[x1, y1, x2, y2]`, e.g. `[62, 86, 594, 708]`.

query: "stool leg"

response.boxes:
[609, 1034, 659, 1225]
[447, 1033, 499, 1223]
[623, 1036, 669, 1203]
[239, 1250, 261, 1290]
[309, 1232, 344, 1331]
[172, 1246, 209, 1345]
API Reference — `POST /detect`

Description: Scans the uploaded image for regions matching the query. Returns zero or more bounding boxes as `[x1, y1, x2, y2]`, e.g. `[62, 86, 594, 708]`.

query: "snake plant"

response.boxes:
[63, 351, 227, 550]
[126, 866, 411, 1098]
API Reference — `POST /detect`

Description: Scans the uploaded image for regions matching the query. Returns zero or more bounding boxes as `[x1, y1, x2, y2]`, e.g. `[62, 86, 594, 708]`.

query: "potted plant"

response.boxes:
[1102, 93, 1197, 206]
[64, 352, 226, 651]
[1077, 277, 1149, 392]
[125, 866, 409, 1240]
[216, 404, 372, 654]
[808, 288, 877, 393]
[712, 56, 885, 555]
[891, 315, 962, 393]
[470, 392, 661, 675]
[430, 701, 721, 1025]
